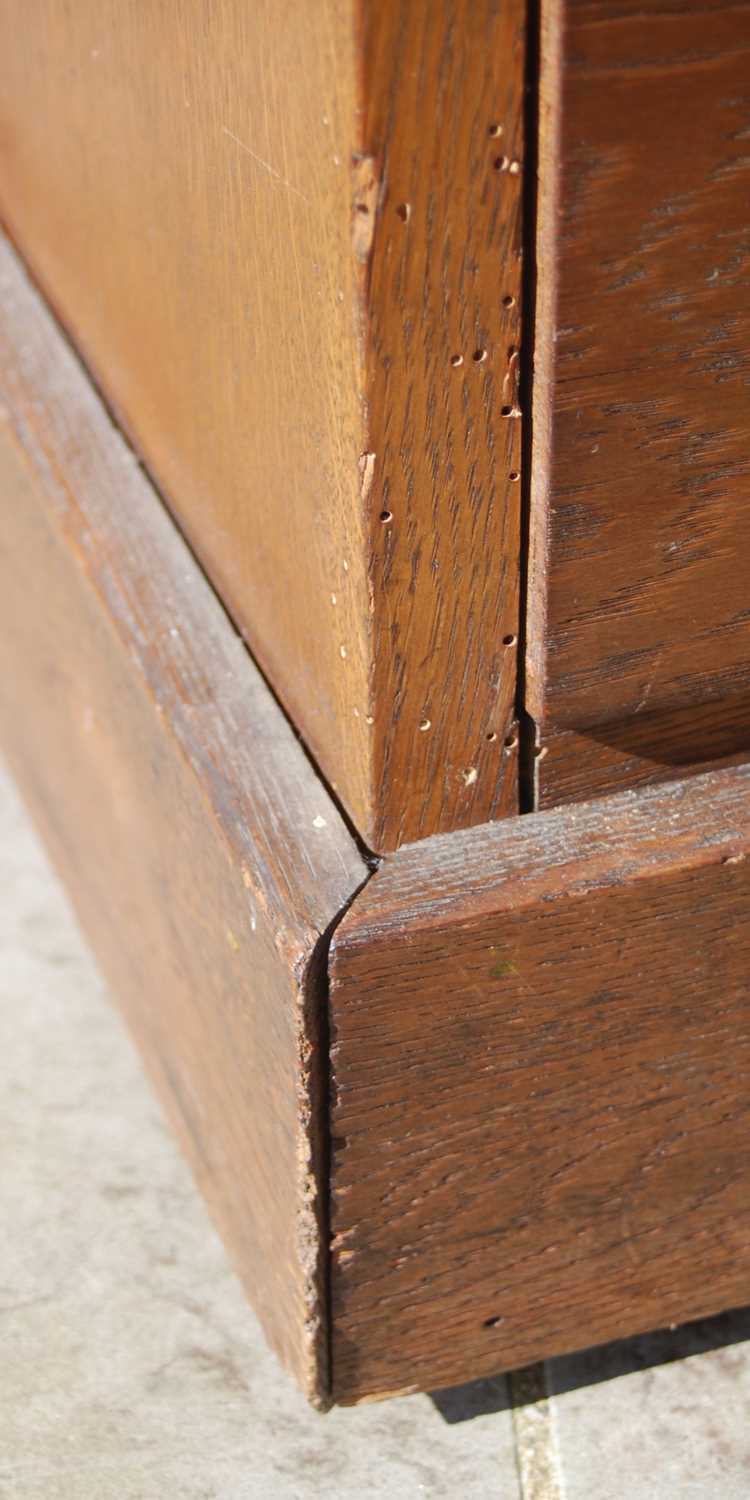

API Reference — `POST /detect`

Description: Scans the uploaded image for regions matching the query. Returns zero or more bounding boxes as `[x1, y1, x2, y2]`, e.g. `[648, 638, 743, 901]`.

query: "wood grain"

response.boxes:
[0, 0, 526, 849]
[330, 765, 750, 1401]
[361, 0, 526, 846]
[526, 0, 750, 795]
[535, 692, 750, 808]
[0, 236, 367, 1405]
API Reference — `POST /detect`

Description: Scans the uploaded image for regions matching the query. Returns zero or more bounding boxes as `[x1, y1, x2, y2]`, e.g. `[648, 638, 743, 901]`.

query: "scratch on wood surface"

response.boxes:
[634, 651, 663, 715]
[222, 127, 310, 205]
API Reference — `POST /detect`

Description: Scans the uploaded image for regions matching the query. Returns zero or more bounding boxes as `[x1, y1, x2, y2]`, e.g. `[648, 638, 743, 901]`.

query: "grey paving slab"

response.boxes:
[548, 1316, 750, 1498]
[0, 762, 520, 1500]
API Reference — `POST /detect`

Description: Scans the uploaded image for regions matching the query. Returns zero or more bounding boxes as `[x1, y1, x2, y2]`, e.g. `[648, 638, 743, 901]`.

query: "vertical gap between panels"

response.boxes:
[517, 0, 544, 813]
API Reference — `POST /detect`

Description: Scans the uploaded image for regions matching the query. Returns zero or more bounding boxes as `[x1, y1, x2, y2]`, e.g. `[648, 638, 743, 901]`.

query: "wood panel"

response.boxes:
[527, 0, 750, 797]
[329, 765, 750, 1401]
[0, 0, 526, 850]
[0, 237, 367, 1406]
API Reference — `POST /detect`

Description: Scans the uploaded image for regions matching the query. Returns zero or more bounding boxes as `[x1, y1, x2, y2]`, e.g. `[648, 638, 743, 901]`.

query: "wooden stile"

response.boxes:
[360, 3, 526, 845]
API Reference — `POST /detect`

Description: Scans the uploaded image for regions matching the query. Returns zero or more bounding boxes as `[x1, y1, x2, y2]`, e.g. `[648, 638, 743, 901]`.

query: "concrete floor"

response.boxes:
[1, 758, 748, 1499]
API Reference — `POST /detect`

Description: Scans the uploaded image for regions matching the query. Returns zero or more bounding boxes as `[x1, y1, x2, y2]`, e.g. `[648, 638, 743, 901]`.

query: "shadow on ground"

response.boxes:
[429, 1303, 750, 1424]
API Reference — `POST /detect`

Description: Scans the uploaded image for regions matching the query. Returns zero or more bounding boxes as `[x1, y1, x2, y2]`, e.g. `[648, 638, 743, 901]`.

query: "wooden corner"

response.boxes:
[3, 229, 750, 1413]
[0, 0, 527, 850]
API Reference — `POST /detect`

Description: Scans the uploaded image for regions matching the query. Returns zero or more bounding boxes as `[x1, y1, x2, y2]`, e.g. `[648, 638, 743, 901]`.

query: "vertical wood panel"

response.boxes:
[0, 0, 374, 825]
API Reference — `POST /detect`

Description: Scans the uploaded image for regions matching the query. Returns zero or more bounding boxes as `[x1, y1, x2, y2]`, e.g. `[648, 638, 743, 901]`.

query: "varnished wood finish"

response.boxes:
[0, 239, 367, 1405]
[527, 0, 750, 795]
[0, 0, 373, 834]
[330, 766, 750, 1401]
[535, 694, 750, 809]
[0, 0, 526, 849]
[362, 1, 525, 845]
[4, 225, 750, 1405]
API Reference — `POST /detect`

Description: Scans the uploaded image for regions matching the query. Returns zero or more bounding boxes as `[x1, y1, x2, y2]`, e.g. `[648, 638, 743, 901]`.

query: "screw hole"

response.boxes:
[501, 404, 513, 416]
[472, 348, 487, 363]
[419, 718, 432, 732]
[356, 202, 369, 215]
[483, 1315, 505, 1329]
[493, 155, 509, 172]
[502, 634, 517, 647]
[396, 202, 411, 222]
[380, 510, 393, 524]
[505, 734, 519, 751]
[488, 123, 503, 138]
[486, 731, 497, 742]
[502, 294, 515, 308]
[450, 353, 464, 368]
[509, 471, 520, 482]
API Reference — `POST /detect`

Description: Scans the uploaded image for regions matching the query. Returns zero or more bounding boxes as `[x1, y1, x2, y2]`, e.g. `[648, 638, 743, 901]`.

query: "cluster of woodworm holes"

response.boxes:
[384, 118, 521, 524]
[382, 121, 521, 759]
